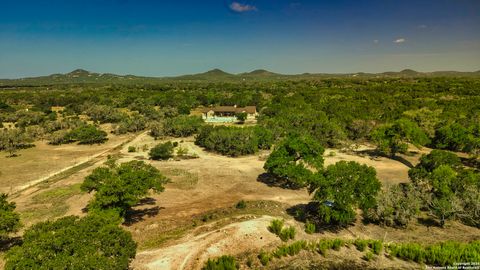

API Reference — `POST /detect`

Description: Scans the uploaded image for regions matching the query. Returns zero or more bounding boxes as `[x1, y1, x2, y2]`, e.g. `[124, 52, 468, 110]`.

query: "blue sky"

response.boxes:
[0, 0, 479, 78]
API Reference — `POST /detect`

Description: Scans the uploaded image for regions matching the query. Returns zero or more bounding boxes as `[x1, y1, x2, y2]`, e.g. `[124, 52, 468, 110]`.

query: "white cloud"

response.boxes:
[229, 2, 257, 13]
[394, 38, 406, 43]
[373, 39, 379, 44]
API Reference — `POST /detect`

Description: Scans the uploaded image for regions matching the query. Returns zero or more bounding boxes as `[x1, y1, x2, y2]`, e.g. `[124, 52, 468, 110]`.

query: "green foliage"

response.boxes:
[304, 220, 316, 234]
[363, 251, 375, 261]
[5, 214, 136, 270]
[354, 239, 368, 252]
[202, 255, 238, 270]
[235, 200, 246, 209]
[258, 251, 271, 266]
[370, 240, 383, 255]
[278, 226, 296, 242]
[81, 160, 169, 217]
[371, 118, 430, 157]
[235, 112, 247, 123]
[267, 219, 295, 242]
[268, 219, 284, 235]
[309, 161, 381, 226]
[149, 141, 174, 160]
[0, 128, 33, 156]
[0, 193, 21, 238]
[195, 126, 272, 157]
[434, 122, 479, 154]
[128, 146, 136, 152]
[389, 241, 480, 266]
[64, 124, 108, 144]
[164, 115, 203, 137]
[264, 134, 324, 188]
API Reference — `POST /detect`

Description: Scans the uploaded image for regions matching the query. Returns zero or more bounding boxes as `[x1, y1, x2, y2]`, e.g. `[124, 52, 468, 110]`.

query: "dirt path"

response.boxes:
[133, 216, 282, 270]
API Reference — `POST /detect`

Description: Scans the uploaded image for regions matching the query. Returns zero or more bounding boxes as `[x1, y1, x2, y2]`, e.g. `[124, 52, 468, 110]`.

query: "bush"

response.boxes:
[149, 141, 174, 160]
[235, 200, 246, 209]
[5, 215, 136, 269]
[258, 251, 271, 266]
[354, 239, 368, 252]
[128, 146, 136, 152]
[268, 219, 284, 235]
[370, 240, 383, 255]
[278, 226, 296, 242]
[304, 220, 316, 234]
[202, 255, 238, 270]
[363, 251, 375, 261]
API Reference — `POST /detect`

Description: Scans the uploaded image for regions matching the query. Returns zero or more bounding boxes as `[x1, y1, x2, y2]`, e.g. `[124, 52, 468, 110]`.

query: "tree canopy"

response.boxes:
[5, 214, 136, 270]
[0, 193, 21, 239]
[81, 160, 169, 217]
[264, 134, 324, 188]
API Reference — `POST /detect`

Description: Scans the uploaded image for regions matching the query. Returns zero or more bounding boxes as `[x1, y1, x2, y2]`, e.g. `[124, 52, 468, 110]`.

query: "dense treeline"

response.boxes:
[1, 77, 479, 156]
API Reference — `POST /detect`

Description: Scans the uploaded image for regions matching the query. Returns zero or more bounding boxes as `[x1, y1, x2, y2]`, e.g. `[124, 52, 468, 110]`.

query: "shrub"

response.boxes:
[354, 239, 368, 252]
[268, 219, 284, 235]
[149, 141, 174, 160]
[235, 200, 246, 209]
[363, 251, 374, 261]
[258, 251, 271, 266]
[279, 226, 296, 242]
[202, 255, 238, 270]
[304, 220, 316, 234]
[128, 146, 136, 152]
[370, 240, 383, 255]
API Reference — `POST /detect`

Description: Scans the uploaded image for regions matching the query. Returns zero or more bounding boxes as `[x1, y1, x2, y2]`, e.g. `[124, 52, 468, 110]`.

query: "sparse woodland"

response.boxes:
[0, 76, 479, 268]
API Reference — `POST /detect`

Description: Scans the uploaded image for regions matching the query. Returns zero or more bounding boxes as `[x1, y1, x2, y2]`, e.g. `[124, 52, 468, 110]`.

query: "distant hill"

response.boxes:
[1, 68, 479, 86]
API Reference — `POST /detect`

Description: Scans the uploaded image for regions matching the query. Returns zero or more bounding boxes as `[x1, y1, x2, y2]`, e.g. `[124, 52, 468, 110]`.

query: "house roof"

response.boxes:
[202, 106, 257, 114]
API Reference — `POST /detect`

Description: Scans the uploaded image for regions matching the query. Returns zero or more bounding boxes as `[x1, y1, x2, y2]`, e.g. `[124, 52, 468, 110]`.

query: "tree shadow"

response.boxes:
[417, 217, 442, 227]
[124, 197, 164, 225]
[460, 157, 480, 170]
[124, 206, 164, 226]
[0, 236, 22, 252]
[355, 149, 414, 168]
[257, 173, 303, 190]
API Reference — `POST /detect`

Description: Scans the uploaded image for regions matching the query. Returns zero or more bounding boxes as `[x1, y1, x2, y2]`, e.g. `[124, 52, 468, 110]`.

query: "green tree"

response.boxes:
[235, 112, 247, 123]
[149, 141, 174, 160]
[264, 134, 324, 188]
[0, 129, 33, 157]
[67, 124, 108, 144]
[5, 214, 136, 270]
[203, 255, 238, 270]
[371, 119, 430, 157]
[309, 161, 381, 226]
[81, 161, 169, 217]
[0, 193, 21, 239]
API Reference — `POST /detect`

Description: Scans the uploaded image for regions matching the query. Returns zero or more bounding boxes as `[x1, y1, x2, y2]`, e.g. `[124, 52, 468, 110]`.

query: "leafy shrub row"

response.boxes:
[267, 219, 296, 242]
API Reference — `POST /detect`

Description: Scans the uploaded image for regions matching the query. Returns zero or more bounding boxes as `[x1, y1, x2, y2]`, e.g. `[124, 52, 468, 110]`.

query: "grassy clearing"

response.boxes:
[161, 168, 199, 190]
[20, 183, 82, 223]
